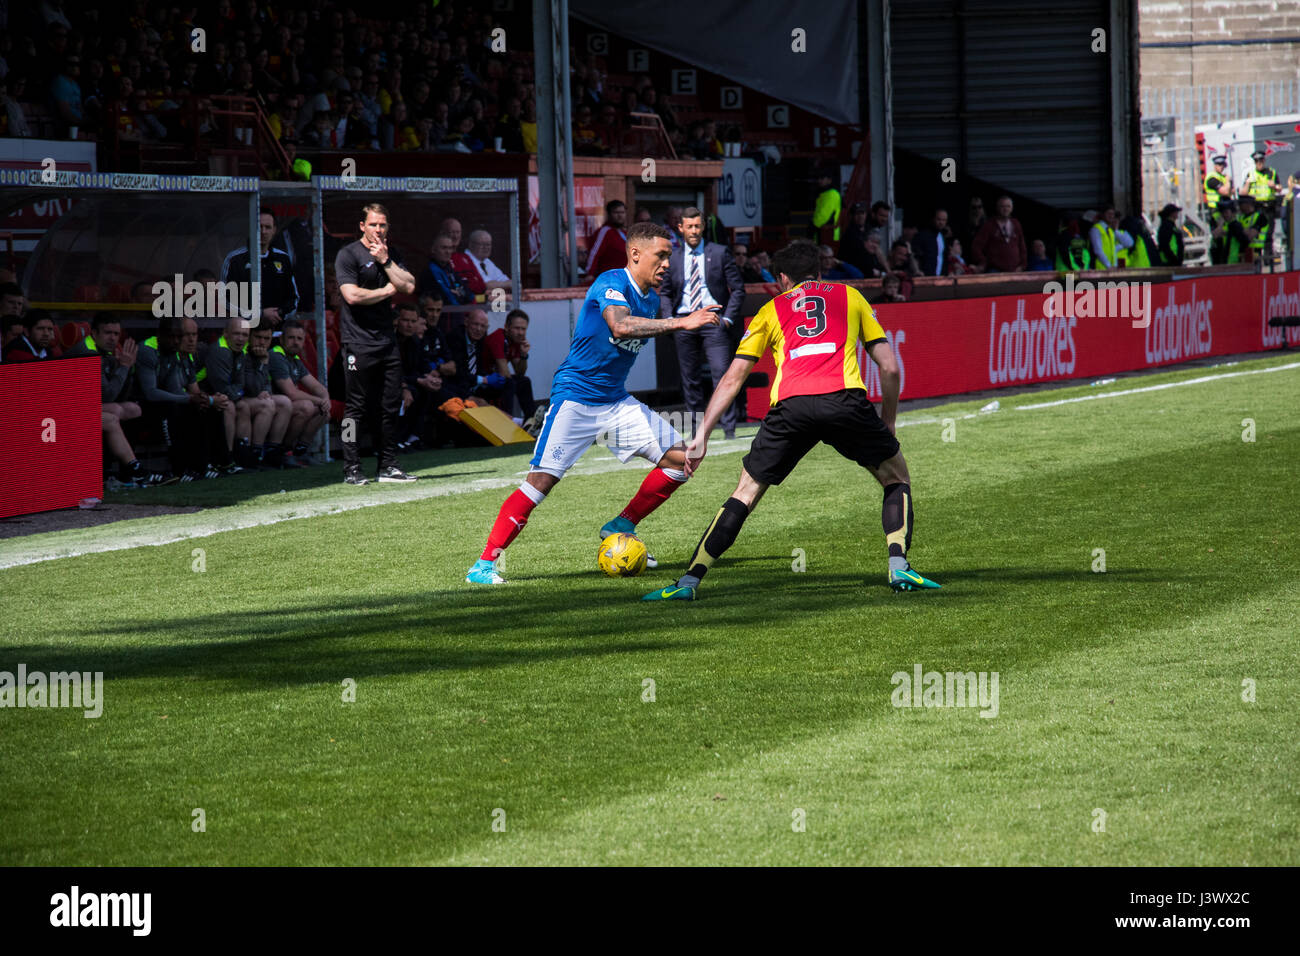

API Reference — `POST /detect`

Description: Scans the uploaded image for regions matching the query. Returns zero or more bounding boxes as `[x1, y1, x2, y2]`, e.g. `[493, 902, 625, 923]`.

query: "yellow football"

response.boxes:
[597, 532, 648, 577]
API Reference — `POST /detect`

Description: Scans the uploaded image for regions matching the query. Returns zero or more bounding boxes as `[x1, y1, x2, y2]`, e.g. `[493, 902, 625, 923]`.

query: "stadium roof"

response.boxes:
[570, 0, 860, 125]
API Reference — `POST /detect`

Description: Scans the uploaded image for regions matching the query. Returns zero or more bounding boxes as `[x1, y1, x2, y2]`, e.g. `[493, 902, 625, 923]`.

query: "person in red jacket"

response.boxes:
[585, 200, 627, 279]
[970, 195, 1027, 273]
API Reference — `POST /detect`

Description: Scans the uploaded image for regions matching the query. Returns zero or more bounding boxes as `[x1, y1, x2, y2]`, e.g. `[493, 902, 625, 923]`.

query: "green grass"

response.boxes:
[2, 354, 1298, 865]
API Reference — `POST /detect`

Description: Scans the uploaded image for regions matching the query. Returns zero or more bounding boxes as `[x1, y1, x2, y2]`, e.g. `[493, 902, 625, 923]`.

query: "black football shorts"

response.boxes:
[742, 388, 900, 485]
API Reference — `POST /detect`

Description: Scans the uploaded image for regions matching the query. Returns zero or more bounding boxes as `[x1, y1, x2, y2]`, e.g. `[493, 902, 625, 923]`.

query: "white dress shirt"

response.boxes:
[466, 253, 510, 284]
[677, 242, 724, 322]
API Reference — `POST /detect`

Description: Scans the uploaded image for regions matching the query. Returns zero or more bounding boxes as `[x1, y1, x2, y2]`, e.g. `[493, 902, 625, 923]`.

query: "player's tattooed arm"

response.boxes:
[603, 304, 719, 339]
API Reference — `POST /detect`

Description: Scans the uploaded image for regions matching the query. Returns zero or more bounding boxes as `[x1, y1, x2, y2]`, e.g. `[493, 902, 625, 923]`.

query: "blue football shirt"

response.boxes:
[549, 268, 660, 405]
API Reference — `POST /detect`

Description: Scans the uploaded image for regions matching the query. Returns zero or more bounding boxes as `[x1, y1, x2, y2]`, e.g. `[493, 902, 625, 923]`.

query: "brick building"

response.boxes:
[1141, 0, 1300, 89]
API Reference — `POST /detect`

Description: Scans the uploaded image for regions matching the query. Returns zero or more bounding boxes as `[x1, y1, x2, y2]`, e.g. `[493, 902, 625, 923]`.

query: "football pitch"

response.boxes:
[2, 354, 1298, 866]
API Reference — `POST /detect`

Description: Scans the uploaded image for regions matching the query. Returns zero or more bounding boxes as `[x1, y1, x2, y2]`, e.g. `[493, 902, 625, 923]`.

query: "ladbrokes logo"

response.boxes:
[1145, 283, 1213, 363]
[1263, 275, 1300, 348]
[988, 300, 1077, 385]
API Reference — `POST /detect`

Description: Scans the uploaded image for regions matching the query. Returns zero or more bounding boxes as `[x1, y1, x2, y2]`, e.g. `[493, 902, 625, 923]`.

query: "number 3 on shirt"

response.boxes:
[792, 295, 826, 338]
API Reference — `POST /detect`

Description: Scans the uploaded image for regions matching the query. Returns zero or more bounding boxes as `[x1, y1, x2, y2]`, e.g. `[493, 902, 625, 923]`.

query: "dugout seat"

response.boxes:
[59, 321, 90, 350]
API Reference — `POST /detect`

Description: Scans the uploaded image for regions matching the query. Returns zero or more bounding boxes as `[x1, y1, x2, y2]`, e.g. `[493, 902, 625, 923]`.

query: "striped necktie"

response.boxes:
[466, 335, 477, 376]
[685, 251, 703, 313]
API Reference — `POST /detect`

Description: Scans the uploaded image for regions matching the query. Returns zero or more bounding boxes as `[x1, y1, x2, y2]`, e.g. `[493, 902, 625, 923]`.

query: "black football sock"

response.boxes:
[678, 497, 750, 588]
[882, 482, 913, 574]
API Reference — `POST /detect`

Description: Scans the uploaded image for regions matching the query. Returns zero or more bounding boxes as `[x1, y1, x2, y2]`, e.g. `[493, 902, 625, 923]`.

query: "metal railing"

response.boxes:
[1140, 79, 1300, 217]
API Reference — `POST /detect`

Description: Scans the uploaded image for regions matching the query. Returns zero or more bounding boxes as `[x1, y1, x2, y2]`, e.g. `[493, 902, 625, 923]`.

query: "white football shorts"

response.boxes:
[528, 395, 682, 478]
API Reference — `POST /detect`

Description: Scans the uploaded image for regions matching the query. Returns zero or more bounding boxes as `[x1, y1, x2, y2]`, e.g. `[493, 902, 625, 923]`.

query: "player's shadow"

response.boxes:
[4, 585, 707, 688]
[5, 632, 692, 689]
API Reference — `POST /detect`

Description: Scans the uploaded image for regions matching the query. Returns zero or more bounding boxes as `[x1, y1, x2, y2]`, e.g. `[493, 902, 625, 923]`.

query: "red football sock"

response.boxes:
[480, 488, 540, 561]
[619, 468, 687, 524]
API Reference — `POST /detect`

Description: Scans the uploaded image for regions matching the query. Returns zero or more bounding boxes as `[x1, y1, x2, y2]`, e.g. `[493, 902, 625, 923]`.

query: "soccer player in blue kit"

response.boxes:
[466, 221, 721, 584]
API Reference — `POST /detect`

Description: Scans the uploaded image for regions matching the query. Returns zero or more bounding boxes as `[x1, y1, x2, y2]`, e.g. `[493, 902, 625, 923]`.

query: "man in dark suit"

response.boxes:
[912, 208, 950, 276]
[443, 308, 504, 401]
[658, 206, 745, 439]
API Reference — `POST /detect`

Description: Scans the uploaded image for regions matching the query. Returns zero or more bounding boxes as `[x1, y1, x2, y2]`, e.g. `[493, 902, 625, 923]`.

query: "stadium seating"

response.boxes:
[59, 321, 90, 350]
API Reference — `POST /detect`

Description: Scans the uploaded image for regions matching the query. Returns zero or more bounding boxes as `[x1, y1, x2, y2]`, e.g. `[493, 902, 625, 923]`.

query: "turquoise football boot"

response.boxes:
[641, 583, 696, 601]
[889, 565, 941, 591]
[465, 559, 507, 585]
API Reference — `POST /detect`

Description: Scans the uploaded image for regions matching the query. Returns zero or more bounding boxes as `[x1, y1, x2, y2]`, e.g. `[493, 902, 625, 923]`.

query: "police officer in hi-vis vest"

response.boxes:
[1210, 200, 1249, 265]
[1236, 194, 1270, 264]
[1242, 149, 1281, 205]
[1242, 149, 1280, 259]
[1204, 155, 1231, 213]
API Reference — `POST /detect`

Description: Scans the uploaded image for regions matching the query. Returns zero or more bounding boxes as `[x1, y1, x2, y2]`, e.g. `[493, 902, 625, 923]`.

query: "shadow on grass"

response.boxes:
[0, 565, 1208, 688]
[2, 631, 691, 688]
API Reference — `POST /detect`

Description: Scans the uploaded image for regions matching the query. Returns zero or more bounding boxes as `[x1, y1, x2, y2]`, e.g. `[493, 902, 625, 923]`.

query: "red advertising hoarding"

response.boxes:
[527, 175, 606, 264]
[745, 272, 1300, 419]
[0, 357, 102, 518]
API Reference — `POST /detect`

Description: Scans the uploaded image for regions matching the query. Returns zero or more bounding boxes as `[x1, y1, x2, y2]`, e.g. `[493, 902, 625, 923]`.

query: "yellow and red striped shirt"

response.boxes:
[736, 281, 886, 404]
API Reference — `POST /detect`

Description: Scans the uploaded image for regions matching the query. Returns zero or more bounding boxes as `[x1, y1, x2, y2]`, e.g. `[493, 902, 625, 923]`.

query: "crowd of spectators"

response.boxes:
[828, 188, 1189, 296]
[0, 1, 728, 162]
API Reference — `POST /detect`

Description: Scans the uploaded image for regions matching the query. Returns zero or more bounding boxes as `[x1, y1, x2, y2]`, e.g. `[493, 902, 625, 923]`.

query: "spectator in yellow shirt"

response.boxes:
[811, 172, 842, 242]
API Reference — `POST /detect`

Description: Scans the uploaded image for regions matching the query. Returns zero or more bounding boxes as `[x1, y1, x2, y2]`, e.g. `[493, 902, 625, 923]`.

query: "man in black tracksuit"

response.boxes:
[221, 207, 299, 332]
[335, 202, 419, 484]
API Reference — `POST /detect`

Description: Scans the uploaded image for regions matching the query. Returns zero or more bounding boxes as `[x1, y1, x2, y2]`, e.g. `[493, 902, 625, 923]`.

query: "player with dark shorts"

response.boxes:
[335, 202, 419, 485]
[643, 239, 940, 600]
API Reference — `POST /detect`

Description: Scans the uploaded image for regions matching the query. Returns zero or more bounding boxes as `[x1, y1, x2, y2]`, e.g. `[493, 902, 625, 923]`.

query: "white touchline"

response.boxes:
[1, 442, 759, 570]
[5, 360, 1295, 569]
[1015, 361, 1300, 410]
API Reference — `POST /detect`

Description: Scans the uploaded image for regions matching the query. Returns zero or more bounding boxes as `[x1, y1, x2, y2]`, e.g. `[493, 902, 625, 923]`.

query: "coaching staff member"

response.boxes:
[221, 207, 299, 331]
[658, 206, 745, 438]
[336, 202, 418, 485]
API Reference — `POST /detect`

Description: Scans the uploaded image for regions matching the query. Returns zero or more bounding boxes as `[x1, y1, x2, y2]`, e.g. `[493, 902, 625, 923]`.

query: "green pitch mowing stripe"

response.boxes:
[0, 354, 1296, 865]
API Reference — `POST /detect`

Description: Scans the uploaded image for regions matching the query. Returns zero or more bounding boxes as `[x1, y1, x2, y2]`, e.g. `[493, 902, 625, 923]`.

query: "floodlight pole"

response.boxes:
[533, 0, 578, 289]
[248, 191, 262, 318]
[310, 182, 328, 462]
[864, 0, 894, 243]
[557, 0, 578, 286]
